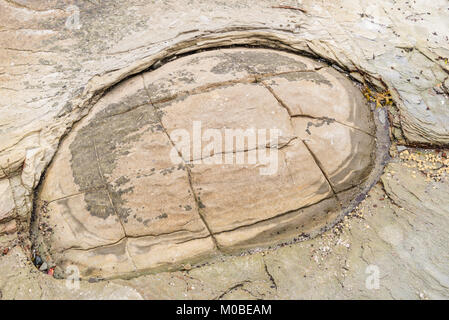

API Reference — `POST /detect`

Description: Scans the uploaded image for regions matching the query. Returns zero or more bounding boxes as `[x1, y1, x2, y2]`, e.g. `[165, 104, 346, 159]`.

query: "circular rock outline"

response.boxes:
[32, 48, 390, 279]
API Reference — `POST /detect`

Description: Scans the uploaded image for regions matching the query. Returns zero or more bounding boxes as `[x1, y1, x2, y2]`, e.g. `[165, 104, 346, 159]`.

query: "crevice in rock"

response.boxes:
[260, 82, 297, 116]
[214, 280, 251, 300]
[263, 259, 278, 290]
[185, 136, 298, 164]
[260, 76, 376, 138]
[291, 114, 376, 138]
[92, 140, 128, 238]
[62, 231, 211, 253]
[124, 239, 138, 271]
[87, 68, 329, 123]
[99, 101, 153, 120]
[260, 73, 344, 205]
[239, 287, 263, 300]
[43, 186, 107, 204]
[301, 139, 339, 197]
[61, 235, 127, 253]
[212, 193, 336, 236]
[148, 69, 323, 106]
[171, 234, 213, 246]
[140, 74, 219, 250]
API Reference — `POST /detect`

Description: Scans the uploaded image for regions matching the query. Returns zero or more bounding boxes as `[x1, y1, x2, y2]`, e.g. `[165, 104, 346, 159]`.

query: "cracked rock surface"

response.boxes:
[32, 49, 379, 278]
[0, 0, 448, 299]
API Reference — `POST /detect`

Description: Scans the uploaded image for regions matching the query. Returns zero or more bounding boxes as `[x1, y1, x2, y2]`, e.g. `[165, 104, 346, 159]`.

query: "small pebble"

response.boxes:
[39, 262, 48, 271]
[34, 255, 42, 266]
[183, 263, 192, 271]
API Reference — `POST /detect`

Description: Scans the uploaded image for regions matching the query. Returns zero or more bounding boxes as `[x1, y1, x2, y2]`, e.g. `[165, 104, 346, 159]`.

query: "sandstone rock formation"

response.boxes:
[32, 49, 381, 278]
[0, 0, 448, 299]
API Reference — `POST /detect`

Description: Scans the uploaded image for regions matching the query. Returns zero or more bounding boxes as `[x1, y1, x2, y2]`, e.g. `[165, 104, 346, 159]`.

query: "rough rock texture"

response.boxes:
[2, 154, 448, 299]
[32, 49, 379, 278]
[0, 0, 448, 299]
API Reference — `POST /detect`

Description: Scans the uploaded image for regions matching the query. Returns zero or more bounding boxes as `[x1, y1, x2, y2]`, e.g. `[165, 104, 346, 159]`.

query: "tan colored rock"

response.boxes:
[127, 235, 216, 273]
[159, 82, 295, 160]
[219, 48, 325, 75]
[292, 118, 375, 192]
[0, 219, 17, 235]
[0, 179, 15, 222]
[34, 49, 378, 278]
[39, 75, 151, 203]
[141, 48, 323, 104]
[42, 192, 125, 252]
[108, 129, 208, 238]
[142, 50, 253, 102]
[191, 139, 333, 234]
[262, 67, 375, 135]
[0, 0, 448, 299]
[50, 238, 137, 280]
[214, 197, 340, 250]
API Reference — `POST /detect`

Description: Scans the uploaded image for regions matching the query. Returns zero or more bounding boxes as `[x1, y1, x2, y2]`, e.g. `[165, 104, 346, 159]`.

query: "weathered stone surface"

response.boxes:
[4, 157, 448, 299]
[0, 180, 15, 222]
[218, 48, 325, 75]
[0, 247, 143, 300]
[0, 220, 16, 236]
[41, 192, 125, 252]
[0, 1, 448, 218]
[142, 50, 252, 102]
[1, 0, 448, 300]
[159, 82, 295, 158]
[292, 118, 375, 192]
[191, 139, 333, 235]
[262, 67, 375, 135]
[214, 196, 340, 250]
[32, 48, 379, 278]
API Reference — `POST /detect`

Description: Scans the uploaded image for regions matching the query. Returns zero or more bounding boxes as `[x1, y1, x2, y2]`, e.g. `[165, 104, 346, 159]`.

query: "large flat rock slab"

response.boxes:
[0, 0, 447, 299]
[34, 48, 380, 278]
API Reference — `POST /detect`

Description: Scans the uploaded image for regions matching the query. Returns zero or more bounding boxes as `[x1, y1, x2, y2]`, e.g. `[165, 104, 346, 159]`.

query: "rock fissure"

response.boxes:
[185, 136, 298, 164]
[140, 74, 219, 250]
[261, 82, 298, 116]
[92, 140, 128, 238]
[32, 48, 384, 278]
[211, 193, 336, 236]
[301, 139, 339, 199]
[291, 114, 375, 138]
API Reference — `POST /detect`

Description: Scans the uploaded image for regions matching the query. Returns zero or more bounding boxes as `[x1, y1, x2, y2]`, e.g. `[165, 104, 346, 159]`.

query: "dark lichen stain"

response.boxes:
[143, 213, 168, 227]
[198, 198, 206, 209]
[212, 51, 308, 75]
[84, 191, 117, 220]
[186, 53, 223, 66]
[305, 117, 336, 135]
[145, 70, 196, 101]
[268, 71, 332, 86]
[114, 176, 130, 187]
[69, 101, 160, 220]
[160, 166, 176, 176]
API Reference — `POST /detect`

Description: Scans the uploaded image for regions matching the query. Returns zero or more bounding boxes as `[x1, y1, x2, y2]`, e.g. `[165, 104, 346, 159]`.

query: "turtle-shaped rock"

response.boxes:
[34, 49, 378, 278]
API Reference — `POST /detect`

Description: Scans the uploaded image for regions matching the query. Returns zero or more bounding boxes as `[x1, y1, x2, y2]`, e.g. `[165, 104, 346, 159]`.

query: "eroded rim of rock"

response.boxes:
[32, 48, 389, 279]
